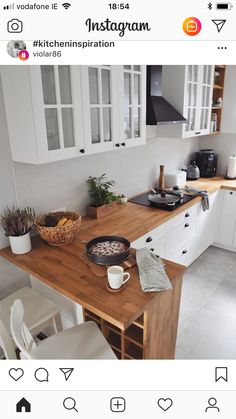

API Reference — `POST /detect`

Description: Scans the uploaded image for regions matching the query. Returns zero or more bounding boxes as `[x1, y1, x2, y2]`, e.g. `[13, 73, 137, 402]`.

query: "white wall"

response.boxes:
[199, 133, 236, 176]
[13, 132, 199, 215]
[0, 75, 29, 300]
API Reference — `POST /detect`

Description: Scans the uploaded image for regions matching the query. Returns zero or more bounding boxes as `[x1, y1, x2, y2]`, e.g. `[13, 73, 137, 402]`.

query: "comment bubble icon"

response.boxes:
[34, 368, 49, 383]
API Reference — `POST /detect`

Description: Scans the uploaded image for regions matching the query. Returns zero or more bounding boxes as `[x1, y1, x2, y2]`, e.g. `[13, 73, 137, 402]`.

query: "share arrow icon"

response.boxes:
[59, 368, 74, 381]
[212, 19, 227, 33]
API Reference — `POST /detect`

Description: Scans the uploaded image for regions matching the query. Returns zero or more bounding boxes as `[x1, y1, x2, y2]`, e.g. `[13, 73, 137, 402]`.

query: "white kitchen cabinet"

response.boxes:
[81, 65, 146, 153]
[131, 223, 166, 258]
[165, 204, 198, 266]
[1, 65, 146, 164]
[132, 191, 220, 268]
[215, 189, 236, 251]
[117, 65, 146, 149]
[158, 65, 214, 138]
[81, 65, 119, 154]
[1, 66, 85, 164]
[196, 191, 220, 255]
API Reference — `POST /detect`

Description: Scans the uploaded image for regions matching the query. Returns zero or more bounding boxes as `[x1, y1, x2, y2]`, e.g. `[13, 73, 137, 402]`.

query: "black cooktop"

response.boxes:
[129, 191, 196, 211]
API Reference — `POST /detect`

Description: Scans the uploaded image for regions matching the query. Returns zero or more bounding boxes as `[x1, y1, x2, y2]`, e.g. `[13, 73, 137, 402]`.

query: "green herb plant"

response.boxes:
[87, 173, 118, 207]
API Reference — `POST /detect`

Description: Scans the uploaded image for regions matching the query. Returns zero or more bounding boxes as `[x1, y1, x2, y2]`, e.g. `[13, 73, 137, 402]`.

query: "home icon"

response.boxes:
[16, 397, 31, 413]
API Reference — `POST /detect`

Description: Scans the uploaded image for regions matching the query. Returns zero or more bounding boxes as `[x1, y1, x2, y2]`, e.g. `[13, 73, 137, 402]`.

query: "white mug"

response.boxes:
[107, 266, 130, 289]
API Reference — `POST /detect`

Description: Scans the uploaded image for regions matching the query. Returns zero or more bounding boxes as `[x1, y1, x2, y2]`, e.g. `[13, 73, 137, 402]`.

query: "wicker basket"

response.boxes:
[36, 211, 81, 246]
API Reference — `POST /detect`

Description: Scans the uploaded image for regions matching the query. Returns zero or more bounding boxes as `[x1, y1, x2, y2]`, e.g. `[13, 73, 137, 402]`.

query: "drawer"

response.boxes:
[167, 239, 195, 267]
[147, 236, 165, 258]
[166, 217, 197, 252]
[131, 223, 166, 249]
[166, 203, 198, 231]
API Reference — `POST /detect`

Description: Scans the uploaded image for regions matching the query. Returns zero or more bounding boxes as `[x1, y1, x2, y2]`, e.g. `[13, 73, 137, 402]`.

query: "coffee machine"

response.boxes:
[195, 149, 218, 178]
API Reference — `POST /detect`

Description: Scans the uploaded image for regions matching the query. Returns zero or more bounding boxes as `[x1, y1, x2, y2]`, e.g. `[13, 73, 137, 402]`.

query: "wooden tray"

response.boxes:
[78, 250, 136, 278]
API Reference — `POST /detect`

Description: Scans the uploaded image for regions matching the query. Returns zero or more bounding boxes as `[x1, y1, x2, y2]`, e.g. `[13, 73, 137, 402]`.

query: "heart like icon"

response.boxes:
[157, 398, 173, 411]
[9, 368, 24, 381]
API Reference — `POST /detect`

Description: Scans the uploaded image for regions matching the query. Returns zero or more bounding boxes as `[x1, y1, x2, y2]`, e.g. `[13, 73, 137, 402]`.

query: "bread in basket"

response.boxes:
[36, 211, 81, 245]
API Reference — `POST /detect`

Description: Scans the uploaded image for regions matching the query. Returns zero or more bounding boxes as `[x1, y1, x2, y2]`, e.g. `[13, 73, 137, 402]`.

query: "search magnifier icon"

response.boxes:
[63, 397, 78, 412]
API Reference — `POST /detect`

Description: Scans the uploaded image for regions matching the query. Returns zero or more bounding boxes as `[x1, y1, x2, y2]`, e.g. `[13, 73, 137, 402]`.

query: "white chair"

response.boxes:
[0, 287, 62, 359]
[10, 299, 117, 359]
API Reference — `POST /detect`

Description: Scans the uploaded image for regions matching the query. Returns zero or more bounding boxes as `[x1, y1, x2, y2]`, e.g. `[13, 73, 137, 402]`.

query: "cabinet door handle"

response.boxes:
[121, 142, 126, 146]
[146, 236, 153, 243]
[182, 249, 188, 254]
[230, 192, 233, 195]
[195, 131, 201, 135]
[115, 143, 120, 148]
[150, 248, 154, 252]
[185, 213, 190, 218]
[184, 223, 190, 228]
[79, 149, 85, 154]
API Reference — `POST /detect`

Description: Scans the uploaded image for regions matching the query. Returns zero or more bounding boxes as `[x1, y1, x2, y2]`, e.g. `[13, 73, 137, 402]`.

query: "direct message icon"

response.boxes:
[59, 368, 74, 381]
[215, 367, 228, 382]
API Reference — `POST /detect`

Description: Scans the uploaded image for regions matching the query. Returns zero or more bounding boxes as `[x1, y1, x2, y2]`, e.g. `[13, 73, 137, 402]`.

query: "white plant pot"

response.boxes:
[9, 233, 32, 255]
[120, 196, 128, 204]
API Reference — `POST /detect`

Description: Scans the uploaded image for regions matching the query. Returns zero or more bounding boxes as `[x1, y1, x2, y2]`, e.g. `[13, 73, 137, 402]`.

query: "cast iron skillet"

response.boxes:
[86, 235, 130, 265]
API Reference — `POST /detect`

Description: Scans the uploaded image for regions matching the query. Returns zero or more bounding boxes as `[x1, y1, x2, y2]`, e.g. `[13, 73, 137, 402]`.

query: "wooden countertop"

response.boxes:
[0, 176, 233, 331]
[81, 176, 236, 243]
[0, 233, 185, 330]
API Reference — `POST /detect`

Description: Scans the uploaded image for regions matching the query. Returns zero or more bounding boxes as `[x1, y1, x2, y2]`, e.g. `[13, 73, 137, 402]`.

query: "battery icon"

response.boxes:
[216, 2, 233, 9]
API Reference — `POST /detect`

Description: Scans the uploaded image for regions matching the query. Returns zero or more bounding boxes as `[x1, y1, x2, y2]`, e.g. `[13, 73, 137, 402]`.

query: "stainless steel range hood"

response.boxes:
[146, 66, 187, 125]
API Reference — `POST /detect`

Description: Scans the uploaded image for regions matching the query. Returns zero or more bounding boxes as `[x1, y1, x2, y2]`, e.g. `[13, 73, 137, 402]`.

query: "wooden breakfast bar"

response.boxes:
[0, 228, 185, 360]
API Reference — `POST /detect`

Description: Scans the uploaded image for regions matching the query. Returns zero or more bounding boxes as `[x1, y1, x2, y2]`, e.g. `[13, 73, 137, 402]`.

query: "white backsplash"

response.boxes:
[13, 134, 199, 216]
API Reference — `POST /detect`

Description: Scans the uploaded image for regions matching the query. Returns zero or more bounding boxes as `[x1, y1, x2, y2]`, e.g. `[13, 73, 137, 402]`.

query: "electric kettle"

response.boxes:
[186, 161, 200, 180]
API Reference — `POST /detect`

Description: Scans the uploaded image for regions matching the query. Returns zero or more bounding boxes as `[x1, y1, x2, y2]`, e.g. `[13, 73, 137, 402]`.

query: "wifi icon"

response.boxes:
[62, 2, 71, 9]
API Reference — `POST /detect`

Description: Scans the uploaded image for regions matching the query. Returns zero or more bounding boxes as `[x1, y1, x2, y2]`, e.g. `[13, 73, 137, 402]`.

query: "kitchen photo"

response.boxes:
[0, 64, 236, 360]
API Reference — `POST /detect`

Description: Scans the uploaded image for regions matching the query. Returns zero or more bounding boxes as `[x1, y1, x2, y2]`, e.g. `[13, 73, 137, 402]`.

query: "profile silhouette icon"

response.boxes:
[205, 397, 220, 412]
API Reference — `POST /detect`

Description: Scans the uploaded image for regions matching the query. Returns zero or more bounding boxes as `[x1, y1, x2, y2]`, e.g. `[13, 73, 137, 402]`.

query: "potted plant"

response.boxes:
[87, 173, 118, 219]
[0, 206, 35, 254]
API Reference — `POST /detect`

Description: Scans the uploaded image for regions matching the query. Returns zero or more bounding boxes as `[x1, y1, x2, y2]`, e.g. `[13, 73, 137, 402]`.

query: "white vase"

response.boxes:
[9, 232, 32, 255]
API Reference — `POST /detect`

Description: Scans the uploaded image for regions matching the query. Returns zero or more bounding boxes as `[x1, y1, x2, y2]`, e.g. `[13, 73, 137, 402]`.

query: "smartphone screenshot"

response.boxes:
[0, 0, 235, 417]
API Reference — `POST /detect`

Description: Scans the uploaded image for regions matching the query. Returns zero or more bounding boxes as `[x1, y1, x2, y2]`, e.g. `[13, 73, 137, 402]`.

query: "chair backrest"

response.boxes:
[0, 313, 17, 359]
[10, 299, 37, 359]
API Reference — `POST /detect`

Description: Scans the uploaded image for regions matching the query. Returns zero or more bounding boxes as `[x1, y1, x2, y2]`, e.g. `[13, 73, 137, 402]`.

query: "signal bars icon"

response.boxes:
[3, 3, 14, 9]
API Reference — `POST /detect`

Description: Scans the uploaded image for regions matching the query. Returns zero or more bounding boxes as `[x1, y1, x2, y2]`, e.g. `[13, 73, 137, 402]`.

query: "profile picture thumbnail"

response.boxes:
[6, 40, 27, 58]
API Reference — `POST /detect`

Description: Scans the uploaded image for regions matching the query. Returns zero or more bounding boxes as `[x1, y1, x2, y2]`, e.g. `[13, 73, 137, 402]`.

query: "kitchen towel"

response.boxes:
[136, 247, 172, 293]
[184, 186, 210, 211]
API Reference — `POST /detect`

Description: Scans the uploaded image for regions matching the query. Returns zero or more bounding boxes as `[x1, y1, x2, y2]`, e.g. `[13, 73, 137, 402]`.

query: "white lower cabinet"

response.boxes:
[30, 275, 83, 330]
[215, 189, 236, 251]
[131, 224, 166, 258]
[131, 191, 220, 267]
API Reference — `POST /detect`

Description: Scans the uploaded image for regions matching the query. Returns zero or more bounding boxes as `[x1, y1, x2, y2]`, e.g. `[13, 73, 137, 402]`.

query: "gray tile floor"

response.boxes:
[175, 246, 236, 359]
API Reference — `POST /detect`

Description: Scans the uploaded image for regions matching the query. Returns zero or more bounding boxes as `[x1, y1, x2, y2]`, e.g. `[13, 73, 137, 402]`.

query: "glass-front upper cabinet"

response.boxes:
[0, 65, 85, 164]
[184, 65, 199, 137]
[159, 65, 214, 139]
[118, 65, 146, 148]
[183, 65, 214, 138]
[38, 65, 85, 160]
[198, 66, 214, 135]
[81, 66, 118, 154]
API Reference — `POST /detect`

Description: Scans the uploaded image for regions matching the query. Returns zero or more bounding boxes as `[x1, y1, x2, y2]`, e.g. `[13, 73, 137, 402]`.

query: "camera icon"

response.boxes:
[7, 19, 23, 33]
